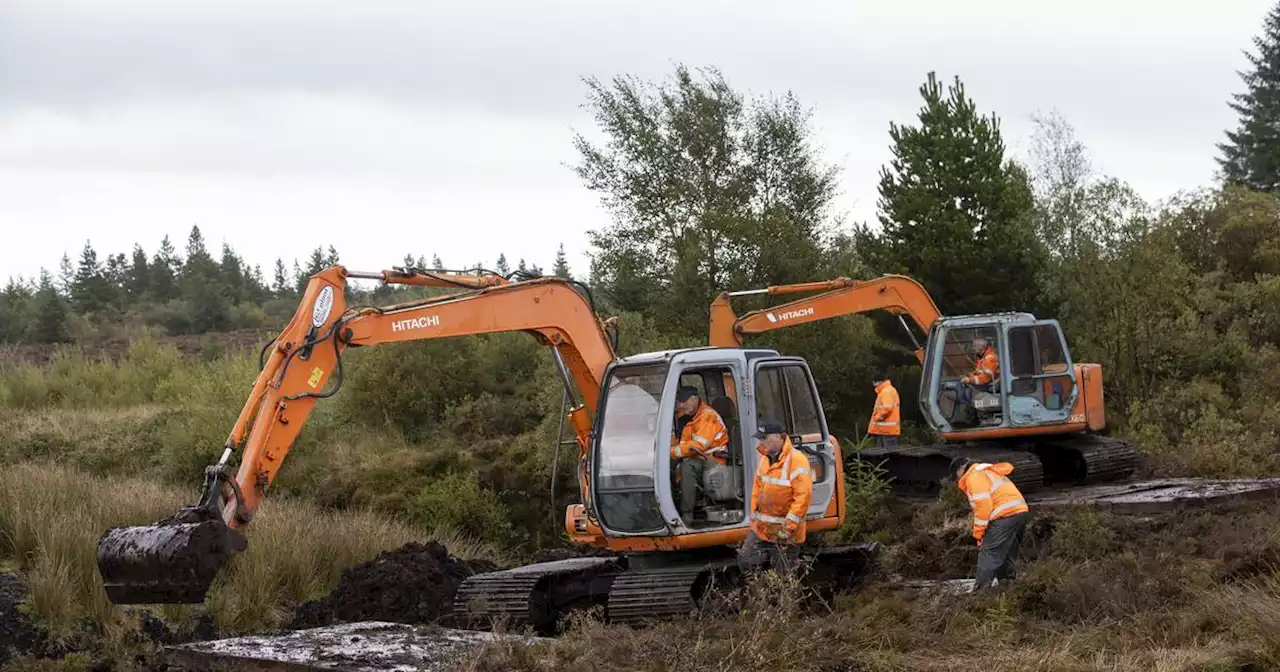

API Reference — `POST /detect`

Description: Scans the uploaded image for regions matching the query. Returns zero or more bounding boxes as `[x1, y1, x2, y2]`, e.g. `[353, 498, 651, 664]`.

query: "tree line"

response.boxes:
[0, 228, 575, 344]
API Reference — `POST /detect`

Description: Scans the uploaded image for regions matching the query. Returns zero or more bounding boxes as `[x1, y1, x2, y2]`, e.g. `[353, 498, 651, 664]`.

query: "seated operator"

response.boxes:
[670, 386, 729, 518]
[961, 336, 999, 391]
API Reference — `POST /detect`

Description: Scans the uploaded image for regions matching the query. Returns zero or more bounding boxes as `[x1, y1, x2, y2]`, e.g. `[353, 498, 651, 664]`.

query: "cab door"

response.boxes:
[1001, 319, 1079, 427]
[747, 358, 836, 521]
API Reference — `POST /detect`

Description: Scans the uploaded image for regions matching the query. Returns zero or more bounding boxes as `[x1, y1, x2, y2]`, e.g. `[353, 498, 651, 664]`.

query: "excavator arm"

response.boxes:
[708, 274, 942, 362]
[97, 266, 616, 605]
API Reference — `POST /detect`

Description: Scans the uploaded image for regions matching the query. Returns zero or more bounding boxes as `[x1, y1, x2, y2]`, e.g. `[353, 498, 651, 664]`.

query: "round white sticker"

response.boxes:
[312, 286, 334, 327]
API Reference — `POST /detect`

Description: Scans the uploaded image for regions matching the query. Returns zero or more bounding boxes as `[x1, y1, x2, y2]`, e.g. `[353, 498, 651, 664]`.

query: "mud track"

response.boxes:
[0, 573, 50, 667]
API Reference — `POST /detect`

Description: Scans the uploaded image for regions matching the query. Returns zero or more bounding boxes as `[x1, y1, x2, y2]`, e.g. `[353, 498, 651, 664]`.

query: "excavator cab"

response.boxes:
[921, 313, 1080, 435]
[583, 347, 840, 540]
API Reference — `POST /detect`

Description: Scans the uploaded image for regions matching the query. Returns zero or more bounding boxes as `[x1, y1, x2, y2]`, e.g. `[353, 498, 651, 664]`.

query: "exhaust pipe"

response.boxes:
[97, 466, 248, 604]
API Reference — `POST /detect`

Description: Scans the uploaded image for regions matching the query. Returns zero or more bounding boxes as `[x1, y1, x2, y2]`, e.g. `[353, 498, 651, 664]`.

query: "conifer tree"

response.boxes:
[127, 245, 151, 300]
[1218, 1, 1280, 191]
[856, 72, 1044, 314]
[33, 270, 72, 343]
[71, 241, 114, 314]
[552, 244, 572, 279]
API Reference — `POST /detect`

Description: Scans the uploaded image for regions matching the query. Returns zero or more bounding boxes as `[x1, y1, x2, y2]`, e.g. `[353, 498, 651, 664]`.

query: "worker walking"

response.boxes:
[950, 457, 1029, 590]
[738, 420, 813, 576]
[868, 371, 900, 448]
[670, 386, 729, 518]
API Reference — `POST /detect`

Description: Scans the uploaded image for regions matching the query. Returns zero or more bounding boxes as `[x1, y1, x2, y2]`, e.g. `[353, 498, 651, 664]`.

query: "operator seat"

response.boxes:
[709, 396, 739, 466]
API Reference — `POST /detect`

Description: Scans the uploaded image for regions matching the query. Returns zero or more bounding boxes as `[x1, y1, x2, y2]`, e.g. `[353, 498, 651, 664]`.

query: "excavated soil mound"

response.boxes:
[0, 573, 51, 667]
[287, 542, 501, 630]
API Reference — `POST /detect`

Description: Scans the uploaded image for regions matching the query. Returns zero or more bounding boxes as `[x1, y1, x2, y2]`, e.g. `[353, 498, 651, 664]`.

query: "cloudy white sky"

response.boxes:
[0, 0, 1272, 283]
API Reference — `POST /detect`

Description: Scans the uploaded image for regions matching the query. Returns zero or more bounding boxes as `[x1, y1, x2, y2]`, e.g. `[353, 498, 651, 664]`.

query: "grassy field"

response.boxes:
[457, 498, 1280, 672]
[4, 334, 1280, 670]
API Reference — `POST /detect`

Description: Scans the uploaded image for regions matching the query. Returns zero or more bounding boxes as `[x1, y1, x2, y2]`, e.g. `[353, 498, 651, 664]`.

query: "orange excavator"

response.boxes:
[97, 265, 877, 634]
[709, 275, 1138, 495]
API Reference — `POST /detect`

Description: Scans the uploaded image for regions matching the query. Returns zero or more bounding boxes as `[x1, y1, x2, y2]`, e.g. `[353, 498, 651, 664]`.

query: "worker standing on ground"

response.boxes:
[951, 457, 1029, 590]
[868, 371, 900, 448]
[671, 386, 729, 518]
[738, 420, 813, 575]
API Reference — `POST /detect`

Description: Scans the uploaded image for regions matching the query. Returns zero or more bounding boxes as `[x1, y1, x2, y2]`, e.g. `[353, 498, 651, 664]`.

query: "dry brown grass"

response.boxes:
[206, 498, 503, 635]
[0, 461, 189, 640]
[461, 497, 1280, 672]
[0, 461, 501, 648]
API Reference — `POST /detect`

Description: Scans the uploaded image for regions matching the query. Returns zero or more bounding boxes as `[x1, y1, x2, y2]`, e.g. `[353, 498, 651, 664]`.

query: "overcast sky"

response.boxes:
[0, 0, 1272, 284]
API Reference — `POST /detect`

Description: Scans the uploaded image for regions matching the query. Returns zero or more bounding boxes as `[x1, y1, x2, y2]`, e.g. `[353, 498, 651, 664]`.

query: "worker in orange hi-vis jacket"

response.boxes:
[951, 457, 1030, 590]
[738, 419, 812, 576]
[962, 337, 999, 388]
[670, 386, 729, 518]
[868, 371, 900, 449]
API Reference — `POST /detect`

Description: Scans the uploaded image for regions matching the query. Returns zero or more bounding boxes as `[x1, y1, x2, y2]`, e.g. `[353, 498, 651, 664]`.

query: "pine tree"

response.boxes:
[150, 235, 181, 302]
[495, 254, 510, 275]
[127, 244, 151, 301]
[1218, 1, 1280, 191]
[273, 258, 291, 296]
[58, 253, 74, 295]
[248, 264, 268, 303]
[856, 72, 1044, 314]
[185, 226, 209, 264]
[181, 226, 229, 331]
[552, 244, 572, 279]
[71, 240, 114, 314]
[32, 270, 71, 343]
[325, 245, 340, 267]
[0, 278, 33, 342]
[431, 254, 443, 269]
[297, 248, 327, 293]
[105, 253, 129, 311]
[220, 243, 246, 303]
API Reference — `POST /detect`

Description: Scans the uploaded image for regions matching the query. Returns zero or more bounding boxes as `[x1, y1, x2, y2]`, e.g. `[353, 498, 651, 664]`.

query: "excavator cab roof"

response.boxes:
[934, 312, 1040, 329]
[614, 346, 781, 366]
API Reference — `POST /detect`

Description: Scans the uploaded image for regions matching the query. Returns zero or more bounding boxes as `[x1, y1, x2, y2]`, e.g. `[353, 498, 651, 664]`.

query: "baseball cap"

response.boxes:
[752, 419, 786, 438]
[675, 386, 700, 403]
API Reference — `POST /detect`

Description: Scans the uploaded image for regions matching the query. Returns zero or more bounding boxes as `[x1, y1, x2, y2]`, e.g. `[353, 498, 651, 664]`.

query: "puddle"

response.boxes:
[165, 621, 544, 671]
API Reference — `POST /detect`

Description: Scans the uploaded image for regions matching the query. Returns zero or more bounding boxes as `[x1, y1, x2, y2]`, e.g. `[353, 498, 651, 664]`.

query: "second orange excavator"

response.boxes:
[709, 275, 1138, 495]
[96, 265, 877, 634]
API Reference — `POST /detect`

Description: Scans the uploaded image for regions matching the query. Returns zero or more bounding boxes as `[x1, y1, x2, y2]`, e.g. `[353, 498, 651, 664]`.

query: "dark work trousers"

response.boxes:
[678, 458, 706, 515]
[874, 435, 899, 449]
[974, 510, 1030, 590]
[737, 529, 800, 577]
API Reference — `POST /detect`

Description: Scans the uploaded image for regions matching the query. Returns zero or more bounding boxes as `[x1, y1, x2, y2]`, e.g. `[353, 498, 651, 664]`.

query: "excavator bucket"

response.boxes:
[97, 507, 246, 604]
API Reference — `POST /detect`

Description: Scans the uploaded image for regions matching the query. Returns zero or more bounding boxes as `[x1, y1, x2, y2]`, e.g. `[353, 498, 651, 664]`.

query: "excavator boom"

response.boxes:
[709, 275, 941, 361]
[97, 266, 614, 605]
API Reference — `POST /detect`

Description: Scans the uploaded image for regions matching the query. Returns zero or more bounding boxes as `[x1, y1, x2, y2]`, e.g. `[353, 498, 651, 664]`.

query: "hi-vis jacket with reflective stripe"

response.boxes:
[670, 402, 729, 464]
[958, 462, 1028, 543]
[963, 345, 1000, 386]
[749, 437, 813, 544]
[868, 380, 900, 436]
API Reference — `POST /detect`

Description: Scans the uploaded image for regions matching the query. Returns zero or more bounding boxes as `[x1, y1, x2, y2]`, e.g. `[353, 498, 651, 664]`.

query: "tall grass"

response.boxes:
[0, 462, 189, 637]
[0, 462, 499, 642]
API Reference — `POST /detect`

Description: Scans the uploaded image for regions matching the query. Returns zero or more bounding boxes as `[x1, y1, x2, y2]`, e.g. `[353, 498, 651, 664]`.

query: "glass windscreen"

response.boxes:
[594, 363, 667, 533]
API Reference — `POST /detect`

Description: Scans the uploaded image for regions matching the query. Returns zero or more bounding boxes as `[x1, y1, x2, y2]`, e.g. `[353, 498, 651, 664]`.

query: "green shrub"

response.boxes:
[411, 470, 519, 548]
